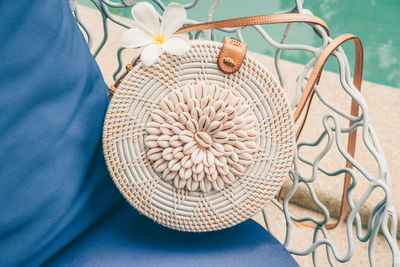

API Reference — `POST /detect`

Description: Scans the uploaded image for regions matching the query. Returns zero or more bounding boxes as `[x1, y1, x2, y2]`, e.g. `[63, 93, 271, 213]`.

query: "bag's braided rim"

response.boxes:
[103, 40, 295, 232]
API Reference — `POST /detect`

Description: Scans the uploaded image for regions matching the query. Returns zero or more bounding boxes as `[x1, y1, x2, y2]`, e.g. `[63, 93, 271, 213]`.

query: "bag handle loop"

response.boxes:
[290, 33, 363, 230]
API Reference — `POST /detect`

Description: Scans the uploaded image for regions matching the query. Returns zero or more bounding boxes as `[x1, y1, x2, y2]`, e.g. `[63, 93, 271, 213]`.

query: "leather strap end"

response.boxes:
[218, 37, 247, 74]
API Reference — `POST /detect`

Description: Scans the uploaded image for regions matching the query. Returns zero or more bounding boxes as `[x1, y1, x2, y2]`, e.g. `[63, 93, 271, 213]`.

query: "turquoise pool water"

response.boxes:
[79, 0, 400, 88]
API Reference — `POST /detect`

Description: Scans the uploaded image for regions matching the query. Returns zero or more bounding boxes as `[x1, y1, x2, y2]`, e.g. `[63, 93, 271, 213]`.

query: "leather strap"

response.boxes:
[176, 13, 329, 35]
[291, 33, 363, 229]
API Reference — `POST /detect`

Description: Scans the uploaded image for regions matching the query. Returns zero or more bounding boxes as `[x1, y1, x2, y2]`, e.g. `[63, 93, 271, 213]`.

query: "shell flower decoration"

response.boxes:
[120, 2, 189, 66]
[145, 83, 259, 193]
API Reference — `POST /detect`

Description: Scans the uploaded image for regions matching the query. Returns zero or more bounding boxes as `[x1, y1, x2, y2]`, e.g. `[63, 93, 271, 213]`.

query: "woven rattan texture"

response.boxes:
[103, 40, 295, 232]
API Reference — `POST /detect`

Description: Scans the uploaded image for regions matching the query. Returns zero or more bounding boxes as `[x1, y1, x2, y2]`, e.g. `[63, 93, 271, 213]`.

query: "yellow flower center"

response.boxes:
[153, 32, 166, 45]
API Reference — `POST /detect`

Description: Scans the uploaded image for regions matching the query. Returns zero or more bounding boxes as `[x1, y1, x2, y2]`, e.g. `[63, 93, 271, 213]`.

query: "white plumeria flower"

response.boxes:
[120, 2, 190, 66]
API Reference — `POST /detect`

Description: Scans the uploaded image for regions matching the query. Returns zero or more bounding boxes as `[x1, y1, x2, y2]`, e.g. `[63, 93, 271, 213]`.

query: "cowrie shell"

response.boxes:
[160, 123, 173, 135]
[191, 149, 203, 164]
[222, 172, 235, 184]
[170, 90, 184, 105]
[194, 84, 203, 99]
[169, 135, 182, 147]
[162, 147, 174, 161]
[145, 135, 159, 148]
[186, 119, 199, 133]
[203, 106, 215, 120]
[190, 107, 202, 121]
[181, 155, 193, 168]
[211, 171, 219, 182]
[201, 96, 212, 109]
[207, 121, 222, 134]
[174, 177, 186, 189]
[230, 97, 240, 108]
[163, 169, 177, 181]
[229, 152, 239, 162]
[157, 135, 170, 148]
[171, 122, 185, 134]
[218, 89, 230, 102]
[193, 172, 205, 182]
[194, 131, 212, 148]
[147, 147, 163, 161]
[174, 151, 185, 160]
[238, 158, 252, 166]
[233, 141, 247, 151]
[222, 121, 235, 132]
[223, 144, 234, 155]
[245, 141, 257, 150]
[236, 105, 249, 116]
[215, 112, 227, 123]
[165, 112, 178, 124]
[160, 99, 174, 113]
[247, 129, 258, 138]
[213, 100, 224, 113]
[217, 165, 229, 176]
[245, 116, 255, 125]
[198, 115, 211, 129]
[212, 142, 225, 153]
[151, 109, 165, 123]
[182, 86, 192, 102]
[179, 112, 191, 125]
[212, 177, 224, 191]
[233, 117, 244, 125]
[173, 146, 183, 155]
[183, 141, 197, 154]
[154, 158, 167, 172]
[194, 163, 204, 174]
[175, 102, 188, 114]
[213, 131, 229, 143]
[208, 164, 216, 175]
[179, 130, 194, 143]
[146, 121, 161, 135]
[239, 152, 252, 160]
[186, 179, 199, 191]
[199, 179, 212, 193]
[168, 159, 181, 172]
[187, 98, 200, 110]
[231, 163, 245, 175]
[228, 133, 237, 142]
[203, 150, 215, 167]
[179, 168, 190, 180]
[225, 107, 236, 119]
[214, 156, 227, 167]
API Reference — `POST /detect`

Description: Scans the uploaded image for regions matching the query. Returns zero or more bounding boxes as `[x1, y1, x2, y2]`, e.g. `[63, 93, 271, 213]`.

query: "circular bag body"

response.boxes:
[103, 40, 295, 232]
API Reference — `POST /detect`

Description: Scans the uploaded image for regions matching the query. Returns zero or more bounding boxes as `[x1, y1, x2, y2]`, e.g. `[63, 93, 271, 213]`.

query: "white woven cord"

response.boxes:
[103, 40, 295, 232]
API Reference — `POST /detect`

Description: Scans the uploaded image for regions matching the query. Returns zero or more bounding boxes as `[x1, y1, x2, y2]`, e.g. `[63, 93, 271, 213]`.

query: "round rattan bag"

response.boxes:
[103, 40, 295, 232]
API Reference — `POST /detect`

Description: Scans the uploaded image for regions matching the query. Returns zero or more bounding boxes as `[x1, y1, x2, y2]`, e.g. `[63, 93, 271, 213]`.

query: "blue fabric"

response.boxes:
[0, 1, 119, 266]
[45, 200, 298, 267]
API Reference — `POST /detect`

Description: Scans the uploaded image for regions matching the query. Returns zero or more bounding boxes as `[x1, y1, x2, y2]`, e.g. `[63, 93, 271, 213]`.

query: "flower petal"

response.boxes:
[141, 44, 162, 66]
[162, 36, 190, 56]
[131, 2, 160, 34]
[161, 3, 187, 37]
[120, 26, 153, 48]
